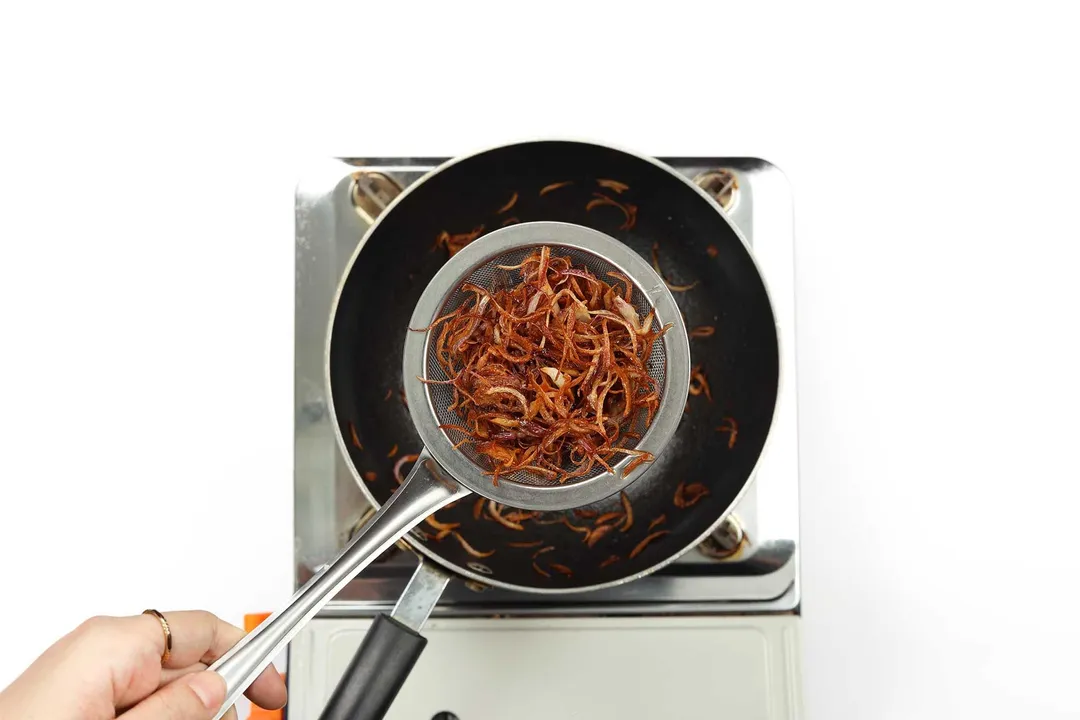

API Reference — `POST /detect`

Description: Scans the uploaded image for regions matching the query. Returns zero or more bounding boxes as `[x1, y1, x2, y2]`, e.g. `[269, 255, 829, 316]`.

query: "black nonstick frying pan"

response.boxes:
[321, 140, 780, 719]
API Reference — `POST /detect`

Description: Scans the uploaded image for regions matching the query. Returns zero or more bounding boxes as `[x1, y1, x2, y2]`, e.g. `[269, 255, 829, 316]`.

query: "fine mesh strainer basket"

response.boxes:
[207, 221, 690, 717]
[422, 241, 671, 490]
[404, 221, 689, 509]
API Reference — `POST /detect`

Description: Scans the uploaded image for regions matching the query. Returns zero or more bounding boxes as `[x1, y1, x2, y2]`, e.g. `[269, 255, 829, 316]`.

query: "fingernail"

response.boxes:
[188, 671, 226, 710]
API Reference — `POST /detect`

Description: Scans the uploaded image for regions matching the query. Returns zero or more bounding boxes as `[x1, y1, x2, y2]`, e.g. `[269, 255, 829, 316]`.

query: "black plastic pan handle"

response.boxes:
[316, 613, 427, 720]
[317, 562, 451, 720]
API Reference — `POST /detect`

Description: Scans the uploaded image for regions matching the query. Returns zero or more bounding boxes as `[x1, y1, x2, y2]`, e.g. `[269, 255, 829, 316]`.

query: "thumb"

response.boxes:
[118, 670, 227, 720]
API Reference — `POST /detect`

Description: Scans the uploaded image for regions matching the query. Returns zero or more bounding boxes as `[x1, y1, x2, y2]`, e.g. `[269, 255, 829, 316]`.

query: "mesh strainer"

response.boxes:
[404, 220, 689, 509]
[206, 221, 690, 717]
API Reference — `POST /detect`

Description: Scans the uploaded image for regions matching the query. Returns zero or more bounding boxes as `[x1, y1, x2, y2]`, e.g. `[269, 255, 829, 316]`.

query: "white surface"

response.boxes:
[290, 616, 802, 720]
[1, 3, 1079, 719]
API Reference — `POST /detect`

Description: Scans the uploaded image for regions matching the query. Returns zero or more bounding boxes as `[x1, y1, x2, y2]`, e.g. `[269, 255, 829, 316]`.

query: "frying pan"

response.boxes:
[320, 140, 780, 719]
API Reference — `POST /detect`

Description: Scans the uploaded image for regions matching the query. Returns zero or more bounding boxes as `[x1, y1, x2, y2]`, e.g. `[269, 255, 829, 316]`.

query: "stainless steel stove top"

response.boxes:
[294, 154, 800, 617]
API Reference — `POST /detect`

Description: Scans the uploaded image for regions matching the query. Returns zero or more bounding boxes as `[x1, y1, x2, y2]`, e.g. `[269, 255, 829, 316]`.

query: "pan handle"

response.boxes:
[206, 451, 468, 720]
[318, 562, 451, 720]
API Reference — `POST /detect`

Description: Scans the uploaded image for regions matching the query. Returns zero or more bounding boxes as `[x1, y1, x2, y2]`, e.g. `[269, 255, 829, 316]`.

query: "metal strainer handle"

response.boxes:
[206, 451, 467, 720]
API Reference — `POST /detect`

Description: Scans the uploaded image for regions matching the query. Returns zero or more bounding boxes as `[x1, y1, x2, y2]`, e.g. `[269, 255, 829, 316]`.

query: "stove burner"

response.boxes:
[350, 170, 403, 222]
[694, 169, 740, 212]
[698, 515, 749, 560]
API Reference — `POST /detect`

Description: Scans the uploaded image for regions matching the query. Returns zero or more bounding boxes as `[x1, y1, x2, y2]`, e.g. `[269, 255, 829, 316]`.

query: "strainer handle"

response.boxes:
[206, 450, 468, 720]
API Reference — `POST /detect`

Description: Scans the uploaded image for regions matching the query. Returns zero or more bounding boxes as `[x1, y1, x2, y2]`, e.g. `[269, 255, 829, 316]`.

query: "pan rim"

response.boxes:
[324, 137, 784, 594]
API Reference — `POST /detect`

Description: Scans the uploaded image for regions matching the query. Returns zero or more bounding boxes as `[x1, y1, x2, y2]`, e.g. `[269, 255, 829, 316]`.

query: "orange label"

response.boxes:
[242, 614, 285, 718]
[243, 613, 272, 633]
[248, 706, 283, 720]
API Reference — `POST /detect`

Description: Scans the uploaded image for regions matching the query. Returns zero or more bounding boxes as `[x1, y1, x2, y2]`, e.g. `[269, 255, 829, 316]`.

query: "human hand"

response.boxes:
[0, 610, 287, 720]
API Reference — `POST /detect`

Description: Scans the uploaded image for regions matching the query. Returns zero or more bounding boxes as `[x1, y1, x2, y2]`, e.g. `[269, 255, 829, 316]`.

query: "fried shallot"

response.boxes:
[539, 180, 573, 196]
[586, 523, 615, 548]
[425, 515, 458, 530]
[451, 532, 495, 558]
[596, 179, 630, 194]
[561, 517, 590, 536]
[651, 242, 699, 292]
[393, 453, 420, 484]
[674, 481, 710, 509]
[585, 193, 637, 230]
[594, 512, 623, 526]
[497, 192, 518, 214]
[629, 530, 670, 559]
[436, 225, 486, 257]
[549, 563, 573, 577]
[716, 417, 739, 449]
[487, 501, 524, 531]
[619, 490, 633, 532]
[689, 366, 713, 402]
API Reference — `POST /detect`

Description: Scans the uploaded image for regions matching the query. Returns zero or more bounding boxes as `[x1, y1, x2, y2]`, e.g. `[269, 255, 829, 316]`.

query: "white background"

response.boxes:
[2, 2, 1079, 719]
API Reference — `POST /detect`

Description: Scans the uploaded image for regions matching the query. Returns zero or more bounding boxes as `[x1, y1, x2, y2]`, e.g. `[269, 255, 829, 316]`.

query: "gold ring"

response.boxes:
[143, 609, 172, 664]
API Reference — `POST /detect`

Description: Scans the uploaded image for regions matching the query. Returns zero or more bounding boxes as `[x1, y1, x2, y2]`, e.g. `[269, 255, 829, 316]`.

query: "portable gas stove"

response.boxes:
[287, 154, 802, 719]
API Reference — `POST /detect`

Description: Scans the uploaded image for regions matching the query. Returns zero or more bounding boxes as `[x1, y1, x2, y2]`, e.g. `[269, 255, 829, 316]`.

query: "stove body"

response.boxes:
[289, 155, 802, 719]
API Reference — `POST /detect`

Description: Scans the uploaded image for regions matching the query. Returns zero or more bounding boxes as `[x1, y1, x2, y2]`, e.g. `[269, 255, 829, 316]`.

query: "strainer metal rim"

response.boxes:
[402, 220, 691, 511]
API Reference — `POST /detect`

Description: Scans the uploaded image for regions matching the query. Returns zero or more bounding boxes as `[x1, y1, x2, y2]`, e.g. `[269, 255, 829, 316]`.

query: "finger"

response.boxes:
[158, 663, 284, 716]
[118, 670, 225, 720]
[132, 611, 287, 710]
[222, 706, 238, 720]
[159, 662, 207, 686]
[137, 610, 238, 668]
[244, 665, 287, 711]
